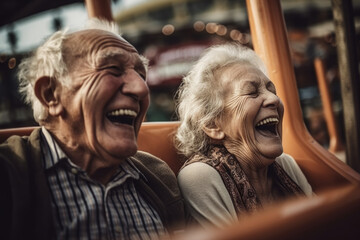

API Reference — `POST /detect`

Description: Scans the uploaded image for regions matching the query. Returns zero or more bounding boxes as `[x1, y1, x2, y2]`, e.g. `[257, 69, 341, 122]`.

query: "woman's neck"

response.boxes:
[236, 156, 279, 204]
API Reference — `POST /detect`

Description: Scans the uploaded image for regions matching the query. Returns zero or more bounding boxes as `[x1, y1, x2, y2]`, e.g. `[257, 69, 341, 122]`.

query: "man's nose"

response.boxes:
[122, 69, 149, 100]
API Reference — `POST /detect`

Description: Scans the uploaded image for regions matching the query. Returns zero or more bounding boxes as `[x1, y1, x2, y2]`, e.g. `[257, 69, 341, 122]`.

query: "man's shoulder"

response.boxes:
[0, 127, 41, 149]
[0, 128, 42, 172]
[129, 150, 180, 199]
[131, 151, 186, 231]
[131, 151, 176, 180]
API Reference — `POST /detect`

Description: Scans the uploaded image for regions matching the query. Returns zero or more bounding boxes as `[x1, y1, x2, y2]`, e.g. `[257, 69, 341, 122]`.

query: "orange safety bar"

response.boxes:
[246, 0, 360, 191]
[172, 183, 360, 240]
[314, 57, 345, 154]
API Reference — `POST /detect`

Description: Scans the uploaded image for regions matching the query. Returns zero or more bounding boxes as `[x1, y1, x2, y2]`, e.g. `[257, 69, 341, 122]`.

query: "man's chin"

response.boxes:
[112, 144, 138, 159]
[97, 140, 138, 162]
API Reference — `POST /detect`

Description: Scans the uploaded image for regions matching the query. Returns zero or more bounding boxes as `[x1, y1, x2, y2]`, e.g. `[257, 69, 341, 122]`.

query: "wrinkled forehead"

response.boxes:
[65, 29, 136, 55]
[219, 61, 267, 84]
[71, 29, 136, 51]
[63, 29, 139, 68]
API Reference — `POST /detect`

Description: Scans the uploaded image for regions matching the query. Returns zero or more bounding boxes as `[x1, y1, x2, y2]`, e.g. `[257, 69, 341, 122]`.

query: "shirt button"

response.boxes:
[71, 168, 78, 174]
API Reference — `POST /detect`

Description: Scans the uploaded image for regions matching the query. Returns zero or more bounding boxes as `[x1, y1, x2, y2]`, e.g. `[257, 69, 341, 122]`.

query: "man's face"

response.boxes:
[60, 30, 149, 161]
[217, 63, 284, 165]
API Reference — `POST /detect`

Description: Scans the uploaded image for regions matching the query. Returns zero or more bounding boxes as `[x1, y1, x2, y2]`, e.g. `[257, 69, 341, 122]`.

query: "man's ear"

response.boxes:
[202, 123, 225, 140]
[34, 76, 63, 117]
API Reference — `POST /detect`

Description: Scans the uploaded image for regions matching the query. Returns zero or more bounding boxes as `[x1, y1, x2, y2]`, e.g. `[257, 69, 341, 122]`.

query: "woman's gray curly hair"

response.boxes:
[17, 18, 124, 123]
[175, 42, 268, 157]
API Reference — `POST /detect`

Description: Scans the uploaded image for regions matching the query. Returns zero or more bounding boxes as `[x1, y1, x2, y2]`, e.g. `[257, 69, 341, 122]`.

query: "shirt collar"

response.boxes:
[40, 127, 144, 181]
[40, 127, 68, 170]
[111, 159, 142, 182]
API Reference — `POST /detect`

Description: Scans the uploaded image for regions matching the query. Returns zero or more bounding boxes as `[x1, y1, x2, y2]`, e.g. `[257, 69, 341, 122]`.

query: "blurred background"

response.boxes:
[0, 0, 359, 151]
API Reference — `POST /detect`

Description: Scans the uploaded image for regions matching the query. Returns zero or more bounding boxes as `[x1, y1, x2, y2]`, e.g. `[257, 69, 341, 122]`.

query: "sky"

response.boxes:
[0, 0, 148, 54]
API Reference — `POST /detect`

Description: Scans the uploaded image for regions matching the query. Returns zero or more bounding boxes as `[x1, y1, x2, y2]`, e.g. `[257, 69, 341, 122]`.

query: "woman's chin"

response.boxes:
[260, 147, 283, 160]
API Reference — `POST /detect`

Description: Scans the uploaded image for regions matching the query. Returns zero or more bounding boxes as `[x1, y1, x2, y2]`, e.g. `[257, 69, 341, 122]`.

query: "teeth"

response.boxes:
[107, 109, 137, 117]
[256, 117, 279, 127]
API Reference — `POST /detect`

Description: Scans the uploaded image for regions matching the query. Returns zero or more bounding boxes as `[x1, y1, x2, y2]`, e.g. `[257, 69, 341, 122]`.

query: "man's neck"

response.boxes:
[44, 126, 122, 185]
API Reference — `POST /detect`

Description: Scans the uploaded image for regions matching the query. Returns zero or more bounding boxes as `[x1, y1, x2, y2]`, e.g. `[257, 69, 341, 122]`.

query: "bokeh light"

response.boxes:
[162, 24, 175, 36]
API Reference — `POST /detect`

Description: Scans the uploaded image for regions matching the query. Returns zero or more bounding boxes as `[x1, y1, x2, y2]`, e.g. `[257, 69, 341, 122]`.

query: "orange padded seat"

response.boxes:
[0, 122, 182, 174]
[137, 121, 182, 174]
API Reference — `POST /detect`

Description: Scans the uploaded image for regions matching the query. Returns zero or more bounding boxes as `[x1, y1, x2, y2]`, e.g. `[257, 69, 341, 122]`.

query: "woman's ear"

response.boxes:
[202, 123, 225, 140]
[34, 76, 63, 117]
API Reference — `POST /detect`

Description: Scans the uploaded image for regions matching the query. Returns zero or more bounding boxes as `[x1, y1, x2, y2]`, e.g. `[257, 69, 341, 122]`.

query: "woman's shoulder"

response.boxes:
[275, 153, 313, 196]
[178, 162, 220, 185]
[177, 162, 238, 228]
[178, 161, 231, 203]
[275, 153, 298, 169]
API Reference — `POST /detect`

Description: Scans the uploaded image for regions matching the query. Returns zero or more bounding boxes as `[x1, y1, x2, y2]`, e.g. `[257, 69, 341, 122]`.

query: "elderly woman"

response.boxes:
[175, 43, 312, 228]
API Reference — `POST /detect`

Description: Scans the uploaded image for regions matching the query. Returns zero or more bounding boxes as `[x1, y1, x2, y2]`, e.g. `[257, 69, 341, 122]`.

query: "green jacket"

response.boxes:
[0, 128, 185, 240]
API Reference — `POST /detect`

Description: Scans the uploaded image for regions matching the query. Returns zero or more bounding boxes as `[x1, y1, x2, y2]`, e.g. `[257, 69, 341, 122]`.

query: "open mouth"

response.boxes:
[255, 117, 279, 136]
[106, 109, 137, 126]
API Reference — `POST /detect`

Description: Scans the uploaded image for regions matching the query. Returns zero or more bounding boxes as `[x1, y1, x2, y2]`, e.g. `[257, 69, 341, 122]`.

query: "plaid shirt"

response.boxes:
[40, 127, 167, 240]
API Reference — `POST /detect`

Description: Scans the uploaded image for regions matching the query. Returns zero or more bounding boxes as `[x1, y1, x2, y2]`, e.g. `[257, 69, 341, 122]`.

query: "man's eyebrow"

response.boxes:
[94, 51, 130, 67]
[134, 58, 145, 68]
[98, 51, 128, 60]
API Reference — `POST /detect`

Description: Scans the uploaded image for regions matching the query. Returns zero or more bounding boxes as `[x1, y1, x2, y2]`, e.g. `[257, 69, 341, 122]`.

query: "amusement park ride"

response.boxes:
[1, 0, 360, 239]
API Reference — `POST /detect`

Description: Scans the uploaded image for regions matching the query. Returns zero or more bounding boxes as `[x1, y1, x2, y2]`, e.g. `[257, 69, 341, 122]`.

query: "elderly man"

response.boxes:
[0, 19, 185, 240]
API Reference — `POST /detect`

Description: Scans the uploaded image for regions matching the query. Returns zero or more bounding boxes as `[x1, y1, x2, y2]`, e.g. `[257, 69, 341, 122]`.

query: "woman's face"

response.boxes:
[216, 62, 284, 165]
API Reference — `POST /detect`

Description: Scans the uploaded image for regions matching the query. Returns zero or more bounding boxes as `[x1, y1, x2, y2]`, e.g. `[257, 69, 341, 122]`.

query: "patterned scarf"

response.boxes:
[183, 145, 305, 216]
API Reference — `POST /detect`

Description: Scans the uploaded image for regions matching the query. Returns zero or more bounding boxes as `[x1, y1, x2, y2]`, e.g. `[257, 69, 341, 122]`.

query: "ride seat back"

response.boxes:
[0, 122, 183, 174]
[1, 121, 359, 191]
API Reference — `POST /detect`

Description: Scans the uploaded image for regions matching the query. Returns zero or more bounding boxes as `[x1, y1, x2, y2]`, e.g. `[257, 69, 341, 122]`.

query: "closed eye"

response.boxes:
[246, 87, 258, 96]
[134, 62, 147, 81]
[107, 66, 124, 76]
[137, 71, 146, 80]
[241, 81, 259, 97]
[248, 91, 258, 97]
[266, 82, 277, 95]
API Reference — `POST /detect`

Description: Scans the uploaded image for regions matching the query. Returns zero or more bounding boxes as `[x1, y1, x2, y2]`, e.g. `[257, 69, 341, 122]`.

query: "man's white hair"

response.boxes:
[175, 42, 268, 157]
[17, 18, 122, 122]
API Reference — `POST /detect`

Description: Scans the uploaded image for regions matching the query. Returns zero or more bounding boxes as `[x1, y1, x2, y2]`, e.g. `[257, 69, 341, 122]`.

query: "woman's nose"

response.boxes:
[263, 91, 280, 108]
[121, 69, 149, 100]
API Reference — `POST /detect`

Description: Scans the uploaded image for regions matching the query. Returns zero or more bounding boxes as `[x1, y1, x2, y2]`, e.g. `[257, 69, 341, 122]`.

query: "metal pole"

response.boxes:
[332, 0, 360, 172]
[314, 58, 345, 154]
[85, 0, 113, 21]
